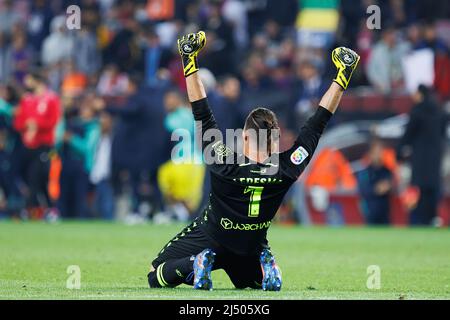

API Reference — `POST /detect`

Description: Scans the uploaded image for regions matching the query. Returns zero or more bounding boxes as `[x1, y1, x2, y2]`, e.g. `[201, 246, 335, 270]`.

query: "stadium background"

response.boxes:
[0, 0, 449, 227]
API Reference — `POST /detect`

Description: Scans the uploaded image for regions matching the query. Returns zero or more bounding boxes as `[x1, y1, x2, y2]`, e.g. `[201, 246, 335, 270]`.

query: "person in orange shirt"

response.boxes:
[146, 0, 174, 21]
[304, 147, 357, 191]
[61, 60, 88, 98]
[302, 147, 357, 225]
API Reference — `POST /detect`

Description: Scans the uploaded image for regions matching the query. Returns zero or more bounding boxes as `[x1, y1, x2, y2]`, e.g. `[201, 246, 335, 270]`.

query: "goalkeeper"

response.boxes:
[148, 31, 360, 291]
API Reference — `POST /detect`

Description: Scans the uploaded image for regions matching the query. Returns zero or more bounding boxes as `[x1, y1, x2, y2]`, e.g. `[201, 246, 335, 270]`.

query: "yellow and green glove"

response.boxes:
[332, 47, 360, 90]
[177, 31, 206, 77]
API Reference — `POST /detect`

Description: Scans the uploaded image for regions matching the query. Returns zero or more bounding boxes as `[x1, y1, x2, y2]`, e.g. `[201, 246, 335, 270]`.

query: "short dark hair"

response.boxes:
[27, 69, 46, 84]
[5, 84, 19, 105]
[417, 84, 431, 98]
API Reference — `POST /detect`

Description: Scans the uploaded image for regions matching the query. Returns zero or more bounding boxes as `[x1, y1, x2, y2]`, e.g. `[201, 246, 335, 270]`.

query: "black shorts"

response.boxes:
[151, 219, 265, 289]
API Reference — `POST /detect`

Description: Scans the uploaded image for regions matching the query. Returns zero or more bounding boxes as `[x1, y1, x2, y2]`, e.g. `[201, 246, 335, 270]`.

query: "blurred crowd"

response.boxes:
[0, 0, 449, 225]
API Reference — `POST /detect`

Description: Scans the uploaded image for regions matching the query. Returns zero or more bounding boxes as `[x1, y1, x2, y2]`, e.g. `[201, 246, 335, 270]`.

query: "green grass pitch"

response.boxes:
[0, 221, 449, 300]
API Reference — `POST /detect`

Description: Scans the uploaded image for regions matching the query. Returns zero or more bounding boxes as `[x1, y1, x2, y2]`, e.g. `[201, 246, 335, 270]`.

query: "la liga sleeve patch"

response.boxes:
[290, 146, 309, 165]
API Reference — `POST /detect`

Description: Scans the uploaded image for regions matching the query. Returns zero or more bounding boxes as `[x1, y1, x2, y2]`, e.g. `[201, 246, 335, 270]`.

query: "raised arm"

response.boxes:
[177, 31, 207, 103]
[186, 72, 207, 102]
[177, 31, 220, 154]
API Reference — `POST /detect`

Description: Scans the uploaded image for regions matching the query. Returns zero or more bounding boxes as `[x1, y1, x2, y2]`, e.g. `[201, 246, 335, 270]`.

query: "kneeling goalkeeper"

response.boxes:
[148, 31, 360, 291]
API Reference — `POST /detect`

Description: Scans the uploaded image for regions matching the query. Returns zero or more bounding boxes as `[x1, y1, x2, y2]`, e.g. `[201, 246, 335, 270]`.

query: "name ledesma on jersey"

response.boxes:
[233, 177, 283, 184]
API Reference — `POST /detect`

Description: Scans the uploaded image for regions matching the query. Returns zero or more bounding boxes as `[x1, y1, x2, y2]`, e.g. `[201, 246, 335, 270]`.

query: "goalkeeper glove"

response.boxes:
[177, 31, 206, 77]
[332, 47, 360, 90]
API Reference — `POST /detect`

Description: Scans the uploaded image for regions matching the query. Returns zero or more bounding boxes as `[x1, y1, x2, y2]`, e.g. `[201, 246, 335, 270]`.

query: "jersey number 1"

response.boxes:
[244, 186, 264, 217]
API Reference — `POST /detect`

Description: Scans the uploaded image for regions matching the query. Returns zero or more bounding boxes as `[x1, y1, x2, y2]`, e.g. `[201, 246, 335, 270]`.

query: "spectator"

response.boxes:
[416, 22, 448, 54]
[58, 94, 100, 218]
[90, 110, 114, 220]
[304, 147, 357, 225]
[264, 20, 283, 48]
[103, 18, 141, 73]
[366, 27, 409, 94]
[73, 26, 101, 77]
[271, 38, 296, 90]
[305, 147, 357, 192]
[101, 75, 167, 221]
[0, 0, 21, 35]
[0, 32, 11, 83]
[140, 26, 172, 87]
[157, 89, 204, 222]
[0, 84, 21, 178]
[79, 0, 102, 30]
[357, 140, 394, 225]
[13, 71, 61, 217]
[416, 23, 450, 100]
[61, 60, 88, 98]
[397, 85, 448, 225]
[209, 75, 245, 135]
[200, 3, 236, 76]
[146, 0, 176, 21]
[0, 84, 22, 217]
[222, 0, 249, 49]
[41, 16, 74, 67]
[96, 64, 130, 97]
[27, 0, 53, 52]
[292, 59, 328, 128]
[0, 84, 17, 124]
[8, 30, 34, 85]
[405, 23, 424, 52]
[0, 129, 16, 217]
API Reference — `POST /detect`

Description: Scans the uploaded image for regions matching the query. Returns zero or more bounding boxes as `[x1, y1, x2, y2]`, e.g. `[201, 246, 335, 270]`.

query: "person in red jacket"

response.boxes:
[13, 71, 61, 217]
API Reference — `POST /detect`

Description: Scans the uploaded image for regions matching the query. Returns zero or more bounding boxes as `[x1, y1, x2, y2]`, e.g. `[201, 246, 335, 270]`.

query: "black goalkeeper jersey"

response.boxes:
[191, 98, 332, 256]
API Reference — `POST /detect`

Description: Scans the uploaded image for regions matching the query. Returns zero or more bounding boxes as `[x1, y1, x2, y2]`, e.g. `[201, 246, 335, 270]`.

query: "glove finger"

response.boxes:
[331, 49, 340, 66]
[177, 38, 184, 54]
[197, 31, 206, 48]
[348, 48, 359, 58]
[342, 48, 353, 58]
[341, 47, 356, 58]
